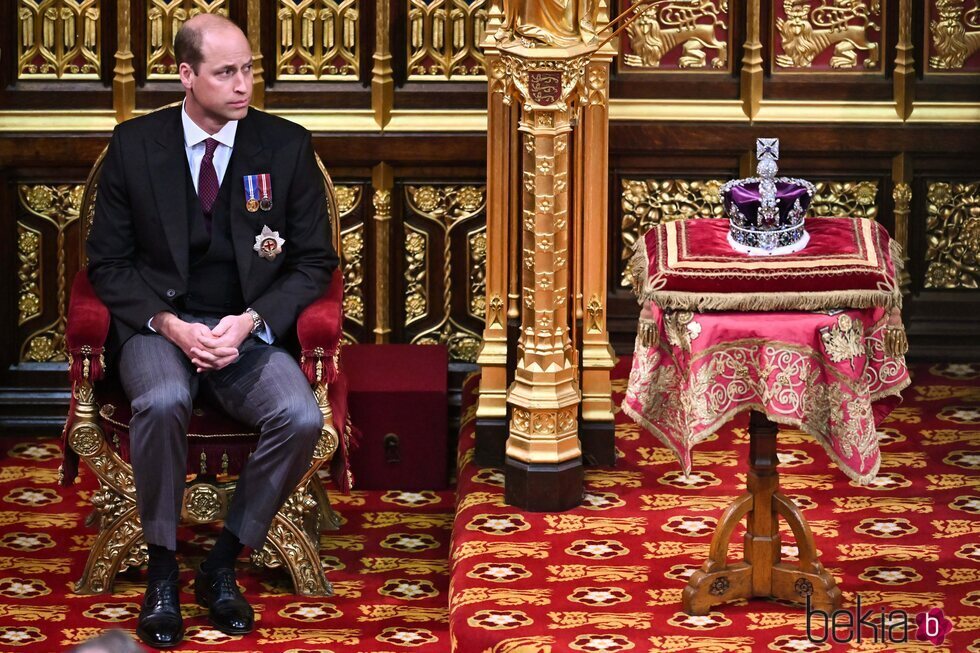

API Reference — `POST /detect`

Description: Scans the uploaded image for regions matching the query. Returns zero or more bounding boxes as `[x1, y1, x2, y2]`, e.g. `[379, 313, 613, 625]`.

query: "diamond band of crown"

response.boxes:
[721, 138, 814, 256]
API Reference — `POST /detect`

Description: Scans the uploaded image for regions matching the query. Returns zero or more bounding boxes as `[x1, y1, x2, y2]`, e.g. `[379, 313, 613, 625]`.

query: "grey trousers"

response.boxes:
[118, 321, 322, 551]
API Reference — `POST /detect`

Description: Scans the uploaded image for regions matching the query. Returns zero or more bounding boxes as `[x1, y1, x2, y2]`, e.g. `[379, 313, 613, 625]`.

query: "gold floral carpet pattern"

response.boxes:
[0, 455, 454, 651]
[0, 361, 975, 651]
[449, 361, 980, 653]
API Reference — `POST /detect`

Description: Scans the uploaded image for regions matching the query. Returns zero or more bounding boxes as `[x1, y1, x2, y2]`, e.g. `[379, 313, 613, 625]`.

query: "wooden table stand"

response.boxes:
[683, 410, 843, 615]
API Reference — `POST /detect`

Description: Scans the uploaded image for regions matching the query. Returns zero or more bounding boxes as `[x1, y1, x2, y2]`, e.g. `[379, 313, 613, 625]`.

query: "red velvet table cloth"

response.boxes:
[622, 304, 910, 483]
[624, 217, 910, 484]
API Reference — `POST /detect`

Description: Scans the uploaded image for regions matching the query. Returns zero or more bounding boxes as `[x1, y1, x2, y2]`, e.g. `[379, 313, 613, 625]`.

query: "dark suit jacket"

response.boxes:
[87, 106, 339, 353]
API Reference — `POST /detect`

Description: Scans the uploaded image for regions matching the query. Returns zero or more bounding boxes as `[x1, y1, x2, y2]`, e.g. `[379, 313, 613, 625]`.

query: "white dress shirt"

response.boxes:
[181, 100, 237, 191]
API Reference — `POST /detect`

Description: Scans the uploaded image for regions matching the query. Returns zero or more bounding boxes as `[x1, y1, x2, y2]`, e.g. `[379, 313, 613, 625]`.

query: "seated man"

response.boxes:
[86, 13, 338, 649]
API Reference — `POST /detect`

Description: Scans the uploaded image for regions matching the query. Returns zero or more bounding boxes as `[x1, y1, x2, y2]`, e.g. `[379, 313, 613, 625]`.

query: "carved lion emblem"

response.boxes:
[776, 1, 880, 69]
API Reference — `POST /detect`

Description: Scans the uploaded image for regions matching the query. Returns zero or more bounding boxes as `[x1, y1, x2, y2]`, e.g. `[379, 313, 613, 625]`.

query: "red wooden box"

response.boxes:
[343, 344, 449, 490]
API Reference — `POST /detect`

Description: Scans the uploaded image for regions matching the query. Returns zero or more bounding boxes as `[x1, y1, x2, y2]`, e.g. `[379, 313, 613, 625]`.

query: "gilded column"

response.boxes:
[373, 0, 394, 128]
[113, 0, 136, 122]
[247, 0, 265, 109]
[499, 41, 594, 511]
[373, 163, 393, 342]
[579, 44, 617, 463]
[892, 154, 913, 295]
[741, 0, 763, 120]
[894, 0, 914, 120]
[475, 2, 512, 465]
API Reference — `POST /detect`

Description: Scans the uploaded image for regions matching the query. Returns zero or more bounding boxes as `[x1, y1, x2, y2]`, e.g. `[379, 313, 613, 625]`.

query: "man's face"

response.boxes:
[180, 26, 253, 128]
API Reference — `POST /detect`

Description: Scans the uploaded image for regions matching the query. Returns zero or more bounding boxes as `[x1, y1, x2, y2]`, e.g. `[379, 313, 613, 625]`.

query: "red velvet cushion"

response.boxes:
[93, 380, 260, 476]
[297, 268, 344, 384]
[80, 375, 353, 485]
[65, 270, 111, 383]
[633, 217, 902, 312]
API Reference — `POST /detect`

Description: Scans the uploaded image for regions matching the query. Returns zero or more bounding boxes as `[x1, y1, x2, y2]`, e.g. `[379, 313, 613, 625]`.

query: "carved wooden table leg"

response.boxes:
[682, 410, 842, 615]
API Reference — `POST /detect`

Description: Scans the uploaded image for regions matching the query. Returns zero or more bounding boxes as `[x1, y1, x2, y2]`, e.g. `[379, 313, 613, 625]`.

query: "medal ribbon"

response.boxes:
[258, 174, 272, 203]
[243, 175, 259, 203]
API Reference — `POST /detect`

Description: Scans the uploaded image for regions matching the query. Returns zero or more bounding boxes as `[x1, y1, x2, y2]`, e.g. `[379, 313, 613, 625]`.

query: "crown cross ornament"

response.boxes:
[721, 138, 814, 255]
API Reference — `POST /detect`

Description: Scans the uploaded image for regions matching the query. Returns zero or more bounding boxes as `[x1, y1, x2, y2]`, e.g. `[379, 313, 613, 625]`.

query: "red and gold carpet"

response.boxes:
[0, 360, 975, 651]
[0, 458, 453, 651]
[449, 360, 980, 653]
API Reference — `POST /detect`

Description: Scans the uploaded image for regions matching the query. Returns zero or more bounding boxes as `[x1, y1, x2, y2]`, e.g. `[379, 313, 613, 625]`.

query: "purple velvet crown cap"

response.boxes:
[722, 180, 813, 228]
[721, 138, 815, 254]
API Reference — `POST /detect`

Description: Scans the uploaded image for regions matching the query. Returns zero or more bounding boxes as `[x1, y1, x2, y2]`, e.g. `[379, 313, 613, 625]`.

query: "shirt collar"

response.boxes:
[181, 100, 238, 149]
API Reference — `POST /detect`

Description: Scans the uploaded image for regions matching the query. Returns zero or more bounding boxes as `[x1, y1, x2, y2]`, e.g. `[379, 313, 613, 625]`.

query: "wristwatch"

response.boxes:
[245, 307, 264, 335]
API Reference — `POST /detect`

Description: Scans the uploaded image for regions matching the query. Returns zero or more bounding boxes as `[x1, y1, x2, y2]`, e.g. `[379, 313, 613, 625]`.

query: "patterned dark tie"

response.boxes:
[198, 137, 220, 233]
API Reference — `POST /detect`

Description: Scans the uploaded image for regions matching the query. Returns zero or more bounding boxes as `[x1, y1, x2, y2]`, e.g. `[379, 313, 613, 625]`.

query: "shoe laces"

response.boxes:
[146, 582, 178, 610]
[213, 570, 240, 596]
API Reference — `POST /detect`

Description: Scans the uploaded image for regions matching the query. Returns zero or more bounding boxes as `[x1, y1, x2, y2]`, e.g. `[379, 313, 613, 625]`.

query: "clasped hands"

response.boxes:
[152, 311, 254, 372]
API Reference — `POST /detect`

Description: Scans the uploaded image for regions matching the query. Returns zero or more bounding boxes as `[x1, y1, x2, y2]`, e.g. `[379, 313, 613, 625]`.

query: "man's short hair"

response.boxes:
[174, 14, 239, 73]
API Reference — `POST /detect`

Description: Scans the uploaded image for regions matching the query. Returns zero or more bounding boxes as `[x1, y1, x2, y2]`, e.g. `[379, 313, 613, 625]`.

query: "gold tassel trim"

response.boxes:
[884, 327, 908, 358]
[627, 238, 651, 298]
[884, 306, 908, 357]
[638, 319, 658, 348]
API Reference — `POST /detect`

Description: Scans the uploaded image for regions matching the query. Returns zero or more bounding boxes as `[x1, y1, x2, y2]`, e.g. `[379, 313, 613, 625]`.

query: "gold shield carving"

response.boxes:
[528, 70, 563, 105]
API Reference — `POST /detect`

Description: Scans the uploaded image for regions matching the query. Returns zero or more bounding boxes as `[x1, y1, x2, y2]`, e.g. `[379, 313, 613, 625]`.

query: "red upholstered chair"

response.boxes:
[61, 144, 352, 597]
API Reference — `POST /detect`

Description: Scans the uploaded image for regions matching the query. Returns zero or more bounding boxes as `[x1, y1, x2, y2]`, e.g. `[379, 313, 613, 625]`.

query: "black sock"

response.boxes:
[147, 544, 178, 584]
[201, 528, 244, 573]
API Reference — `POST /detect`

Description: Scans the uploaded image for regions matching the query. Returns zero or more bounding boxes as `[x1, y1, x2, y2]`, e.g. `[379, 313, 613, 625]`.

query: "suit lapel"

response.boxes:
[149, 108, 190, 282]
[228, 111, 271, 297]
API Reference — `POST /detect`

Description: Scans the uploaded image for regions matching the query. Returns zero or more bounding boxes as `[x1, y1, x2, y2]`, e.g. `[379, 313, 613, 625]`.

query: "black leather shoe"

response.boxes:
[195, 566, 254, 634]
[136, 575, 184, 649]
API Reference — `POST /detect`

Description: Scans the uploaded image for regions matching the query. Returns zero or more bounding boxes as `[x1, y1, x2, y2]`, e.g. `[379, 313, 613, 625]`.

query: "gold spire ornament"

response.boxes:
[477, 1, 651, 510]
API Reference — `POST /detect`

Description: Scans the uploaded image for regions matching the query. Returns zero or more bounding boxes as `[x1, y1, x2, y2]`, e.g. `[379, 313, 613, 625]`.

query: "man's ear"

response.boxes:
[178, 62, 195, 90]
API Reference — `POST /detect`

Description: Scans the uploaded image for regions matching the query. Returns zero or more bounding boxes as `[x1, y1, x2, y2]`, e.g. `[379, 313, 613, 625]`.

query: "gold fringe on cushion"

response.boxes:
[890, 238, 905, 274]
[636, 289, 902, 314]
[631, 231, 904, 313]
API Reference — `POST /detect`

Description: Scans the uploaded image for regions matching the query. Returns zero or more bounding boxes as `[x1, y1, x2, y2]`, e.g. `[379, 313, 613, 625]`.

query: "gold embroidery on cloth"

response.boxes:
[624, 323, 910, 485]
[820, 314, 865, 366]
[664, 311, 695, 350]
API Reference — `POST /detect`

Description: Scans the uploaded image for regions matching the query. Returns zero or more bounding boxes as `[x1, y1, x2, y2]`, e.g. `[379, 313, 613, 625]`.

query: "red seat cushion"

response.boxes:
[93, 379, 260, 477]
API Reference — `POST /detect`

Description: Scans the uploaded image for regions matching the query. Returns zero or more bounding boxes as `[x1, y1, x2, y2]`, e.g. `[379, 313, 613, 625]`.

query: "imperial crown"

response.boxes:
[721, 138, 815, 255]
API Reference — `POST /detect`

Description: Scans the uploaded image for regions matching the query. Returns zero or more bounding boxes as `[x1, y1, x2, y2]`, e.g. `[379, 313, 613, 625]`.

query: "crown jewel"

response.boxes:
[721, 138, 815, 255]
